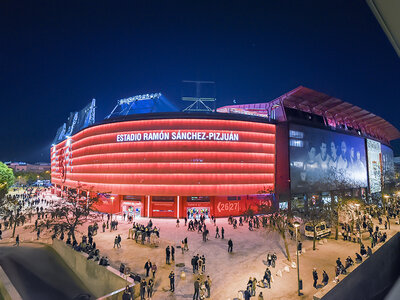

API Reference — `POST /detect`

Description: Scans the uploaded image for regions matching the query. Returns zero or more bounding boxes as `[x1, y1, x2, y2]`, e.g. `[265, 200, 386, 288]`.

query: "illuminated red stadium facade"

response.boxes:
[51, 87, 400, 218]
[51, 114, 276, 218]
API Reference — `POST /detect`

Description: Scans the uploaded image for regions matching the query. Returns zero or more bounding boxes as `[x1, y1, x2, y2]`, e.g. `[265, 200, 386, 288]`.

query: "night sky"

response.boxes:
[1, 0, 399, 163]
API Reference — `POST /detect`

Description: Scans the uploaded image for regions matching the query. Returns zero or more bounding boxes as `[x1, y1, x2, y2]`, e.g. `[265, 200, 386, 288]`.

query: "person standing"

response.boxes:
[169, 271, 175, 292]
[14, 234, 20, 246]
[151, 262, 157, 278]
[114, 236, 118, 248]
[171, 245, 175, 261]
[228, 239, 233, 253]
[205, 275, 211, 298]
[191, 256, 197, 274]
[102, 222, 106, 232]
[140, 279, 147, 300]
[184, 237, 189, 251]
[313, 268, 318, 288]
[166, 246, 171, 264]
[144, 260, 152, 277]
[181, 240, 185, 254]
[176, 219, 180, 227]
[201, 255, 206, 273]
[221, 227, 224, 239]
[147, 278, 154, 298]
[198, 256, 203, 275]
[193, 277, 200, 300]
[122, 286, 133, 300]
[37, 227, 41, 240]
[244, 288, 251, 300]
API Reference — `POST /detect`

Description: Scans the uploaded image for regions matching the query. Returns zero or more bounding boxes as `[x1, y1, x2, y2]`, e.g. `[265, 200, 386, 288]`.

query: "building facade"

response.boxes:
[51, 87, 400, 218]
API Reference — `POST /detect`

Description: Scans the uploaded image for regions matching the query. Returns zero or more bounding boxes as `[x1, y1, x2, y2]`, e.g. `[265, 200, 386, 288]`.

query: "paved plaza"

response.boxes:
[1, 190, 399, 300]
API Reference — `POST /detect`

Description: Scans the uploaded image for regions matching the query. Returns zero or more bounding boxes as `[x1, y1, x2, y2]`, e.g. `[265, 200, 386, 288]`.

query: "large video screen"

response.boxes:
[290, 124, 368, 193]
[367, 139, 382, 193]
[381, 144, 395, 185]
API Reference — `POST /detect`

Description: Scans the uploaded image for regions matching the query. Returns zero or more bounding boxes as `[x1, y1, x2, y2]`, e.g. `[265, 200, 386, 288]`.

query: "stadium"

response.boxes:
[51, 86, 400, 218]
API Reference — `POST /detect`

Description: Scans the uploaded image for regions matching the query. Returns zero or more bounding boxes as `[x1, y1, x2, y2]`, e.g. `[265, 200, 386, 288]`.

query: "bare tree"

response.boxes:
[48, 183, 102, 242]
[257, 186, 293, 261]
[323, 170, 362, 240]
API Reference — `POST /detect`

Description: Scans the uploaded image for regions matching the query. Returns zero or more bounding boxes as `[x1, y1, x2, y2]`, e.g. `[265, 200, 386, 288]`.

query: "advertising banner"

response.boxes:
[367, 139, 382, 193]
[381, 144, 395, 185]
[289, 124, 368, 193]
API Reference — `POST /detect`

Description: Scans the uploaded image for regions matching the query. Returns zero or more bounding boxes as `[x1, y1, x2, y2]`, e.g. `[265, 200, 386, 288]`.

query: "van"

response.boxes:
[304, 221, 331, 239]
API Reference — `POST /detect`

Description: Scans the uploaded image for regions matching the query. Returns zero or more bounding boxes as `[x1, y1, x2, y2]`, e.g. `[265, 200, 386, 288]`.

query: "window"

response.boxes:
[289, 130, 304, 139]
[290, 139, 304, 147]
[152, 196, 174, 202]
[187, 196, 210, 202]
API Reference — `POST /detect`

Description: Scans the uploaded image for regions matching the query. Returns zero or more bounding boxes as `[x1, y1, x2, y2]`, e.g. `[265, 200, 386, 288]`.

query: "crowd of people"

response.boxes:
[2, 185, 400, 300]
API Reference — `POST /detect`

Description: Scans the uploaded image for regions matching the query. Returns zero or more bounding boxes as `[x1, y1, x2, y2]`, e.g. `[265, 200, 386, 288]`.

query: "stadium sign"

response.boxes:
[116, 131, 240, 142]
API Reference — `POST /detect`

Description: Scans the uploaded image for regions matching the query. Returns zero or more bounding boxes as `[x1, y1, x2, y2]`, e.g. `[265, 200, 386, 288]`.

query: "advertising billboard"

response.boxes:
[367, 139, 382, 193]
[381, 144, 395, 185]
[289, 124, 368, 193]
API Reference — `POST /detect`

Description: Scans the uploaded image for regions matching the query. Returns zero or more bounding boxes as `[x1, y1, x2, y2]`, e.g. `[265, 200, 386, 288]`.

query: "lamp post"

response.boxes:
[111, 196, 115, 221]
[294, 221, 301, 296]
[383, 194, 389, 213]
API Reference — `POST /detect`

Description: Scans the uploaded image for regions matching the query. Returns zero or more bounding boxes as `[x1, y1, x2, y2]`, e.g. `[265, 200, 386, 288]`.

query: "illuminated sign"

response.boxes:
[116, 131, 240, 142]
[367, 139, 382, 193]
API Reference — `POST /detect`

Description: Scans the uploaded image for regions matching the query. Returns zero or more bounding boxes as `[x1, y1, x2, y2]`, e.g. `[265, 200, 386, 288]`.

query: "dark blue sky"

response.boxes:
[1, 0, 399, 162]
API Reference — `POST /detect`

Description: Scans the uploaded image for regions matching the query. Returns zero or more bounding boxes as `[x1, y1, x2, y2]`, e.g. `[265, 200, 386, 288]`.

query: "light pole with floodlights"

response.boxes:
[111, 196, 115, 221]
[294, 221, 301, 296]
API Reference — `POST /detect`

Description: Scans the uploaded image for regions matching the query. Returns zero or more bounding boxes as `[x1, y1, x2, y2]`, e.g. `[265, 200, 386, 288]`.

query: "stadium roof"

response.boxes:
[218, 86, 400, 143]
[367, 0, 400, 57]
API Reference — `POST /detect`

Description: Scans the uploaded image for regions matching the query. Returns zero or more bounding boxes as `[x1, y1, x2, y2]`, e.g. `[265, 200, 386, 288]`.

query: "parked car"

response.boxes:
[304, 221, 331, 239]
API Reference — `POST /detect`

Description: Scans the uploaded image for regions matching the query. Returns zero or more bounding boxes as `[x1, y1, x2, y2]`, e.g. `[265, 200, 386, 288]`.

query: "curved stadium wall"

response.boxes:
[51, 115, 276, 218]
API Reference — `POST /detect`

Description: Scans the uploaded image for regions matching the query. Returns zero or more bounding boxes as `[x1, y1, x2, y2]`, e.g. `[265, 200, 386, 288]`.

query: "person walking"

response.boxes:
[117, 234, 122, 248]
[169, 271, 175, 292]
[14, 234, 20, 246]
[114, 236, 118, 248]
[181, 240, 185, 254]
[102, 222, 106, 232]
[166, 246, 171, 264]
[322, 270, 329, 286]
[151, 262, 157, 278]
[313, 268, 318, 288]
[193, 277, 200, 300]
[37, 227, 40, 240]
[176, 219, 180, 227]
[228, 239, 233, 253]
[171, 245, 175, 261]
[221, 227, 225, 239]
[215, 226, 220, 238]
[144, 260, 152, 277]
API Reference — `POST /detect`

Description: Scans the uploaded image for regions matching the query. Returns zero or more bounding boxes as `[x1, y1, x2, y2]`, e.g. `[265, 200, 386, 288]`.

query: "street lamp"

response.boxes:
[294, 221, 301, 296]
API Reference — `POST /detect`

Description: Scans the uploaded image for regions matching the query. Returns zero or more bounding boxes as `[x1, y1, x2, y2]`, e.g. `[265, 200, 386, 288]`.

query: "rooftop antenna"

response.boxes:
[182, 80, 216, 112]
